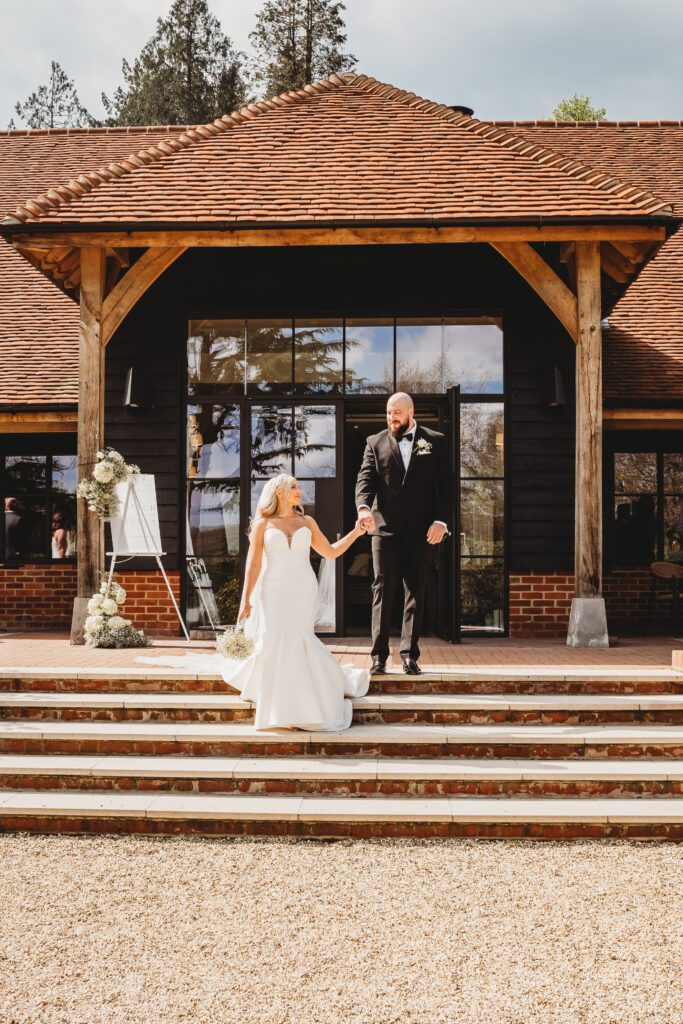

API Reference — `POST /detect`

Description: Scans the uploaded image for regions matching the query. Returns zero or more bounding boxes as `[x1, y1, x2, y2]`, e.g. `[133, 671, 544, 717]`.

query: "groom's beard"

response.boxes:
[389, 420, 411, 440]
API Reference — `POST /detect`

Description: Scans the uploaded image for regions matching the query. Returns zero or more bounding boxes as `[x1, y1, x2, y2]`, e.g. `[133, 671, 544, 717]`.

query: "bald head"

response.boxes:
[386, 392, 414, 438]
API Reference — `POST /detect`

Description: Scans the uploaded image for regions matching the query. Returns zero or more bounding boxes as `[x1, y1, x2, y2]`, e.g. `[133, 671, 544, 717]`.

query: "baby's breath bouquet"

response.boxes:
[84, 578, 151, 649]
[77, 447, 140, 521]
[216, 625, 254, 660]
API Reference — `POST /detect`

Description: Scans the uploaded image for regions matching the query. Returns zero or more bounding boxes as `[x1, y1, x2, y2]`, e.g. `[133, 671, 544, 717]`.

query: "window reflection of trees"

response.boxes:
[295, 322, 343, 392]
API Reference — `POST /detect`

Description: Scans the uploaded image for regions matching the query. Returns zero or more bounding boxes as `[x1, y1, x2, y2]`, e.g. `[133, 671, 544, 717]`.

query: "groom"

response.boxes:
[355, 392, 454, 675]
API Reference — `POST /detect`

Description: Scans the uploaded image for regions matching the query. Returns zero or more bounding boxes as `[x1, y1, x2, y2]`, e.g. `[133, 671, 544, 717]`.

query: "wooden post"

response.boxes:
[76, 248, 105, 607]
[574, 241, 603, 598]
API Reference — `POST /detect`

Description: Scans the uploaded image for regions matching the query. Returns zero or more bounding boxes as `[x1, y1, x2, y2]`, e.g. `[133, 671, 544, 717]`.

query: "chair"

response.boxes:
[645, 562, 683, 634]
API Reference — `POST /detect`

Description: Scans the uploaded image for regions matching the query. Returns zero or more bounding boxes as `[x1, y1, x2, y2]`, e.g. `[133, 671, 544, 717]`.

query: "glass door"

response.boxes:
[437, 386, 461, 643]
[246, 400, 343, 633]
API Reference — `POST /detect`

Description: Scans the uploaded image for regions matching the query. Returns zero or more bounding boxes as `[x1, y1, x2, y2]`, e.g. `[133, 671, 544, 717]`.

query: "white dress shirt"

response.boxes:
[359, 419, 449, 532]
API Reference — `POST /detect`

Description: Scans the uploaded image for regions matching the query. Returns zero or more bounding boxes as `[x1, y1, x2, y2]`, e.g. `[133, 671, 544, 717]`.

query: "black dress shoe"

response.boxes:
[370, 658, 387, 674]
[402, 657, 422, 675]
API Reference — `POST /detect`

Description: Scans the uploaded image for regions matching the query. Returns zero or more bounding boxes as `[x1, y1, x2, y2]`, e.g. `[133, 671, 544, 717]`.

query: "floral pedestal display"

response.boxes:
[72, 448, 150, 647]
[84, 580, 151, 649]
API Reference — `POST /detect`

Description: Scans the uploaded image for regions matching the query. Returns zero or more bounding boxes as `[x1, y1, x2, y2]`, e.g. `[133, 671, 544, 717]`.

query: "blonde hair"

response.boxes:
[249, 474, 304, 536]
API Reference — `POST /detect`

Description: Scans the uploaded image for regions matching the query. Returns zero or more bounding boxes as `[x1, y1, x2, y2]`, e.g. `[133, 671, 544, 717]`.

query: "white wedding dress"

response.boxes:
[229, 524, 370, 730]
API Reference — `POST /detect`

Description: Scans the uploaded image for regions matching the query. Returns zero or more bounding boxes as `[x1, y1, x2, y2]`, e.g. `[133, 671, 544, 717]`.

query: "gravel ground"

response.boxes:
[0, 834, 681, 1024]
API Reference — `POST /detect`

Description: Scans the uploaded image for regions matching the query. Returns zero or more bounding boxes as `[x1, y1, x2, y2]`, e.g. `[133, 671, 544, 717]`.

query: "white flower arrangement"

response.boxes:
[77, 447, 140, 521]
[415, 438, 432, 455]
[83, 576, 150, 649]
[216, 626, 254, 661]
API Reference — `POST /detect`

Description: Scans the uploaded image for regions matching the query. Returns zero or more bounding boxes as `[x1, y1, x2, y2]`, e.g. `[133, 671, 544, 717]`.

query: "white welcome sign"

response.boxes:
[110, 474, 163, 555]
[106, 474, 189, 640]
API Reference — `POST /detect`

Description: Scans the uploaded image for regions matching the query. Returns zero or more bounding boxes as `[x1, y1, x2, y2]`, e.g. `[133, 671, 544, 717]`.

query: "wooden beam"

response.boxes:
[599, 245, 630, 284]
[602, 243, 638, 277]
[77, 247, 105, 602]
[604, 408, 683, 430]
[491, 241, 578, 342]
[574, 241, 603, 598]
[0, 411, 77, 433]
[101, 247, 187, 346]
[11, 223, 668, 251]
[608, 240, 647, 264]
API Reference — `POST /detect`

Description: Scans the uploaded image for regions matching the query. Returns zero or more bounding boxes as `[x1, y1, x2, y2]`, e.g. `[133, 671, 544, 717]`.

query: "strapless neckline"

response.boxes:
[264, 524, 311, 551]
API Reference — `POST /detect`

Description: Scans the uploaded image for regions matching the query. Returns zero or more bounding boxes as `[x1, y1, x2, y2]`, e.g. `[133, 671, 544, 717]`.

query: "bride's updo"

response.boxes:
[249, 473, 304, 535]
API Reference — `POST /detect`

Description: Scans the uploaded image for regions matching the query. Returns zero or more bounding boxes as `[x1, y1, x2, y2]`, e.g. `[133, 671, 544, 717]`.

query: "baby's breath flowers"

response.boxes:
[216, 626, 254, 660]
[77, 447, 140, 521]
[84, 578, 151, 649]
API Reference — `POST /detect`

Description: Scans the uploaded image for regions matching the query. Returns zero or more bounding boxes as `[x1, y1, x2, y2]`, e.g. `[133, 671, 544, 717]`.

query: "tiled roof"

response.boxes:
[498, 122, 683, 401]
[3, 75, 673, 226]
[0, 127, 185, 407]
[0, 91, 682, 407]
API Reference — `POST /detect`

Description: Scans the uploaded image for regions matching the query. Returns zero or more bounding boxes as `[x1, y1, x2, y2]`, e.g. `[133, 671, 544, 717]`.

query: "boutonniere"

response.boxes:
[415, 438, 432, 455]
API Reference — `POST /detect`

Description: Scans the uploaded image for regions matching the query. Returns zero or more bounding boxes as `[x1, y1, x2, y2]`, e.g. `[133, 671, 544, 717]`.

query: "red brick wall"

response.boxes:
[510, 568, 663, 636]
[0, 565, 182, 637]
[509, 573, 574, 637]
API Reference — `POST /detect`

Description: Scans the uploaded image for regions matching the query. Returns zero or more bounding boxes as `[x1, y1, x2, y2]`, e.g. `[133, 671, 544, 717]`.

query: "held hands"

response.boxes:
[355, 517, 369, 536]
[358, 508, 376, 533]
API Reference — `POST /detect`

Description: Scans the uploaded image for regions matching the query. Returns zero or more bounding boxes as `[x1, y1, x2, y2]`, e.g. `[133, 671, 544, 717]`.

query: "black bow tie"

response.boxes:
[402, 432, 414, 443]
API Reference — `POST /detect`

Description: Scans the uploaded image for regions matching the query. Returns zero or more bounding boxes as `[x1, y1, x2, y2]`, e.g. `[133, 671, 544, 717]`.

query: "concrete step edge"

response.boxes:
[0, 789, 681, 823]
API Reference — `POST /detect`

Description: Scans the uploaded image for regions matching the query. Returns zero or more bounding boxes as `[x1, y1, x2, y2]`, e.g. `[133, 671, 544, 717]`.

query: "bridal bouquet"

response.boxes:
[84, 579, 151, 649]
[216, 626, 254, 660]
[77, 447, 140, 521]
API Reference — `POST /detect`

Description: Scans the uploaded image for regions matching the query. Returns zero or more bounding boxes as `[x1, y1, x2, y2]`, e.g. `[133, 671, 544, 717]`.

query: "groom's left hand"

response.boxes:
[426, 522, 447, 545]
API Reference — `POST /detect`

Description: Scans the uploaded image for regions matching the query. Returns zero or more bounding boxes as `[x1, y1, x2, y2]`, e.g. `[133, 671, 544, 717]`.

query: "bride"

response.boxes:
[227, 473, 371, 732]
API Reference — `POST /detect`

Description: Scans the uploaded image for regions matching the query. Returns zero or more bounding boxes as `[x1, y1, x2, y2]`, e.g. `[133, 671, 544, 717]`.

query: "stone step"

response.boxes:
[0, 753, 681, 798]
[2, 667, 681, 696]
[3, 719, 683, 758]
[0, 789, 681, 839]
[3, 690, 683, 725]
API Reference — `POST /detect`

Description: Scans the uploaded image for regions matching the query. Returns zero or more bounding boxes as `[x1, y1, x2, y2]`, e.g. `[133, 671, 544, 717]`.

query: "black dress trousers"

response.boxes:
[370, 529, 430, 661]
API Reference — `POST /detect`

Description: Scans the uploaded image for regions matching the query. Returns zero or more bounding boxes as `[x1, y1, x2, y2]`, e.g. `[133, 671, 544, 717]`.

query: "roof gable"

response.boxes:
[3, 74, 674, 228]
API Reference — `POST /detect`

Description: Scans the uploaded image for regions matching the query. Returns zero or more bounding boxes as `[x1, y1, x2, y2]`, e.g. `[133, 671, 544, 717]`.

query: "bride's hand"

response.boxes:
[237, 600, 251, 624]
[355, 518, 368, 535]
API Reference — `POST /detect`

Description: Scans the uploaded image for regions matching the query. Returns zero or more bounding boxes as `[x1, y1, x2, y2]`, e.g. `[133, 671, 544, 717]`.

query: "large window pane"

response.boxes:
[251, 406, 293, 477]
[4, 497, 46, 561]
[613, 494, 657, 565]
[187, 319, 245, 394]
[5, 455, 47, 492]
[461, 479, 504, 556]
[187, 404, 240, 479]
[396, 319, 443, 393]
[444, 320, 503, 393]
[345, 319, 393, 394]
[51, 455, 77, 559]
[664, 495, 683, 560]
[295, 320, 343, 393]
[461, 404, 505, 478]
[187, 481, 240, 563]
[247, 319, 292, 394]
[461, 558, 504, 631]
[186, 556, 240, 629]
[294, 405, 336, 477]
[664, 453, 683, 493]
[614, 452, 656, 494]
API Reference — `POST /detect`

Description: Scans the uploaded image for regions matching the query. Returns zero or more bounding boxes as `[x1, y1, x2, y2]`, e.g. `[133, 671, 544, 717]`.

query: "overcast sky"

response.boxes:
[2, 0, 682, 128]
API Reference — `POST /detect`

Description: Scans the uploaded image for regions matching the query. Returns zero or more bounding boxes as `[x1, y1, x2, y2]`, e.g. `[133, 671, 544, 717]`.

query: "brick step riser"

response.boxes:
[0, 815, 681, 841]
[2, 679, 682, 696]
[4, 708, 683, 726]
[3, 738, 683, 758]
[1, 775, 681, 798]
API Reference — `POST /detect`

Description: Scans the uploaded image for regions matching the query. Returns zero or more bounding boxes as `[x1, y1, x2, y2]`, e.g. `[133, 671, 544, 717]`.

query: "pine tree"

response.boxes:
[250, 0, 356, 99]
[102, 0, 248, 126]
[12, 61, 96, 129]
[551, 94, 607, 122]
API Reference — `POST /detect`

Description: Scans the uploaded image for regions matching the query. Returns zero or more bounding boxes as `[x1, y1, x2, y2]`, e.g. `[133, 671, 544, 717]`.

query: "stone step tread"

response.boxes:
[1, 753, 683, 781]
[3, 720, 683, 744]
[1, 666, 680, 684]
[0, 789, 681, 822]
[3, 691, 683, 712]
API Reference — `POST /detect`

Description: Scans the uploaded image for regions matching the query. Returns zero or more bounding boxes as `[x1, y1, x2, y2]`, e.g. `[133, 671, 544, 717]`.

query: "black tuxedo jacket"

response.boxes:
[355, 424, 454, 537]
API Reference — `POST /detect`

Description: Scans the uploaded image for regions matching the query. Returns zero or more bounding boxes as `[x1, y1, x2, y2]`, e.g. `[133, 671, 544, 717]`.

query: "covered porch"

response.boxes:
[1, 73, 675, 646]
